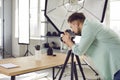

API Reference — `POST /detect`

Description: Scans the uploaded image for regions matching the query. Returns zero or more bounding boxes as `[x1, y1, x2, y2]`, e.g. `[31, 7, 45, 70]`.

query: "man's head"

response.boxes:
[68, 12, 86, 35]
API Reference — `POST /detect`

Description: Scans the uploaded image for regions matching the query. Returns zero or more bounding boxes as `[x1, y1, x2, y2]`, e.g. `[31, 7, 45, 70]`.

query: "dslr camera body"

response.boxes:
[61, 29, 75, 43]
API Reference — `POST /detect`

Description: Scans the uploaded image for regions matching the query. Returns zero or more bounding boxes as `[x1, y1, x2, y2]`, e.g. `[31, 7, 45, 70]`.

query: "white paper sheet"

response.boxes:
[0, 63, 19, 69]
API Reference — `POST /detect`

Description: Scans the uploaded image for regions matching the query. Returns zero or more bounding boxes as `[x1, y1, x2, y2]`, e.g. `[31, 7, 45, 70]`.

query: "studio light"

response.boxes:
[45, 0, 108, 33]
[18, 0, 33, 56]
[64, 0, 84, 12]
[18, 0, 30, 44]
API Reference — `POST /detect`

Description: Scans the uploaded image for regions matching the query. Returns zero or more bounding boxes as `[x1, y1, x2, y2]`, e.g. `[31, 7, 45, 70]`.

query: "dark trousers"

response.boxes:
[114, 70, 120, 80]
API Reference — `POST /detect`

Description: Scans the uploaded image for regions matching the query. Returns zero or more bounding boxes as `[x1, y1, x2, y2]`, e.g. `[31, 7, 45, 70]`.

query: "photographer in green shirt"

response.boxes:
[62, 12, 120, 80]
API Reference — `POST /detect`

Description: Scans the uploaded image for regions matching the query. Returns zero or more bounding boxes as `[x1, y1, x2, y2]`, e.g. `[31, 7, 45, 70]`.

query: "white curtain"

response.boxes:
[0, 0, 3, 47]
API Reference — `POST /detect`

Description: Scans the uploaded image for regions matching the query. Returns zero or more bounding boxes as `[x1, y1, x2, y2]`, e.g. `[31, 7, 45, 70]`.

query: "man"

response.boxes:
[62, 12, 120, 80]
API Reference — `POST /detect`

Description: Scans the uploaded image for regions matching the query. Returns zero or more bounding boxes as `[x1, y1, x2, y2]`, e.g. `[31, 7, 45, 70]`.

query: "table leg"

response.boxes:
[53, 67, 55, 80]
[11, 76, 15, 80]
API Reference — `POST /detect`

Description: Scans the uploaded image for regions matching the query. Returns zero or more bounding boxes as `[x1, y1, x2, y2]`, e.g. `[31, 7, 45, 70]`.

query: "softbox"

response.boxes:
[45, 0, 108, 33]
[18, 0, 30, 44]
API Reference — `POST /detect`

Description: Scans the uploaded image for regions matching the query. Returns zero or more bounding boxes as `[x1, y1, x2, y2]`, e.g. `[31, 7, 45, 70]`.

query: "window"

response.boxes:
[110, 0, 120, 35]
[15, 0, 46, 40]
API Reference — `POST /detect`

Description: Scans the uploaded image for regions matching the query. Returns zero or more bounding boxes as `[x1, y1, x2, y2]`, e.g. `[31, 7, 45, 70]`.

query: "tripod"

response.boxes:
[58, 50, 86, 80]
[24, 45, 33, 56]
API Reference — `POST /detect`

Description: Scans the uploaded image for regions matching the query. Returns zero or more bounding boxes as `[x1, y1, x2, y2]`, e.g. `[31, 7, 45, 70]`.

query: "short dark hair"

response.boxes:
[68, 12, 86, 23]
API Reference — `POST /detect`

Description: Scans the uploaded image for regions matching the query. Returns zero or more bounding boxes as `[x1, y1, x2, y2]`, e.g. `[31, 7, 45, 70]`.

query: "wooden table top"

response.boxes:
[0, 53, 68, 76]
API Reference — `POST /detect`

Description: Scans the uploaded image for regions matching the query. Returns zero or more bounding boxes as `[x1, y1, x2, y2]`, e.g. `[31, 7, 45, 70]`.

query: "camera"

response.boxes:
[61, 29, 75, 43]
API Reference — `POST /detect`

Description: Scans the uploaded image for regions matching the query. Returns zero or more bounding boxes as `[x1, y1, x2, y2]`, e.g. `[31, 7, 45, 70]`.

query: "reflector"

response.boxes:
[45, 0, 108, 33]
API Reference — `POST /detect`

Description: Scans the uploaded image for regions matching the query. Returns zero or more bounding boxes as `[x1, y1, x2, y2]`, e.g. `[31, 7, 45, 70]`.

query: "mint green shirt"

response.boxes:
[72, 19, 120, 80]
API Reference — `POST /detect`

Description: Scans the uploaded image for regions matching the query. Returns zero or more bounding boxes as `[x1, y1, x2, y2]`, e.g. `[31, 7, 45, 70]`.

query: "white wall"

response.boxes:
[12, 0, 21, 57]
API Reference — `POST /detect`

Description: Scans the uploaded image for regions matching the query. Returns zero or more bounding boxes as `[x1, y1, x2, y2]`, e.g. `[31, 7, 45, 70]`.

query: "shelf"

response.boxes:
[41, 48, 67, 53]
[41, 36, 60, 38]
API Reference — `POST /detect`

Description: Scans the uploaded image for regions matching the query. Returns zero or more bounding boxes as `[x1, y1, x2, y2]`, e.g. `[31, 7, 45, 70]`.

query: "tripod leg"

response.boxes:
[30, 51, 33, 55]
[24, 50, 28, 56]
[58, 50, 72, 80]
[52, 67, 55, 80]
[24, 45, 33, 56]
[71, 53, 74, 80]
[75, 55, 86, 80]
[74, 62, 78, 80]
[28, 50, 33, 55]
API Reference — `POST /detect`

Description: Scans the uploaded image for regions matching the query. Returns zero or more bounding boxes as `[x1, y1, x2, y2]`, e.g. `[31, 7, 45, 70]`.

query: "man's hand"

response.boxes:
[62, 32, 74, 48]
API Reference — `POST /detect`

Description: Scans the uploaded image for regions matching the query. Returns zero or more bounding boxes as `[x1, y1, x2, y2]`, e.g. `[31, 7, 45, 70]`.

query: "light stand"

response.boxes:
[18, 0, 31, 56]
[58, 50, 86, 80]
[24, 44, 33, 56]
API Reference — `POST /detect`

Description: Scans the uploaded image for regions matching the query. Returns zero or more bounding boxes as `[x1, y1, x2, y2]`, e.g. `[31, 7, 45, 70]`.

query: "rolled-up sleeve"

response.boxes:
[72, 36, 95, 56]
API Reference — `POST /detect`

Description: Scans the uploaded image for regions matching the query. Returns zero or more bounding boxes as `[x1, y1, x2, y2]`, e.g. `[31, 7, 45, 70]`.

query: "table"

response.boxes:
[0, 53, 68, 80]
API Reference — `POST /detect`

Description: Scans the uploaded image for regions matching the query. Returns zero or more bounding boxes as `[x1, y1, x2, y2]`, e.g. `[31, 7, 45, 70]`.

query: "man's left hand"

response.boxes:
[62, 32, 74, 48]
